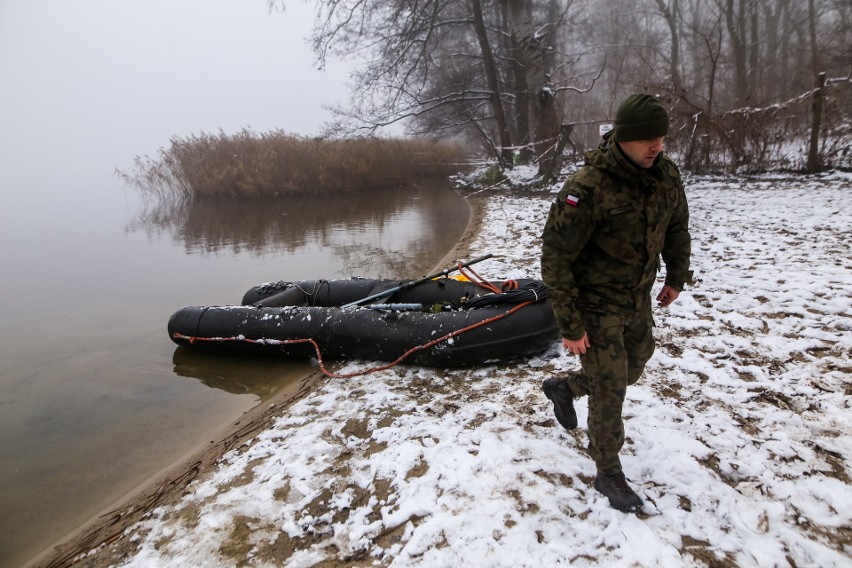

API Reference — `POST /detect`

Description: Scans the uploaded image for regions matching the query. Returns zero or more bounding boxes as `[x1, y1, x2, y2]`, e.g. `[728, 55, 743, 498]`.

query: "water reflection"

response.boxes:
[171, 348, 309, 399]
[127, 179, 469, 279]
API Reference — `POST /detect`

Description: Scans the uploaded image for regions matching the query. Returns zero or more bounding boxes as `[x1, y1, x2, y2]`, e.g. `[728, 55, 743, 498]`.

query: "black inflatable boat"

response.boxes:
[168, 276, 559, 368]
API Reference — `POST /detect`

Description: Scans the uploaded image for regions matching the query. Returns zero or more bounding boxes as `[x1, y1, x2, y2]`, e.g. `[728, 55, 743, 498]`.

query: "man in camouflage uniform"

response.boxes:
[540, 93, 692, 513]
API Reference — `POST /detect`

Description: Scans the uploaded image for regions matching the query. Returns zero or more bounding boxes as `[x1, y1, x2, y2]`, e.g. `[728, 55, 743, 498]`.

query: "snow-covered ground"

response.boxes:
[96, 171, 850, 567]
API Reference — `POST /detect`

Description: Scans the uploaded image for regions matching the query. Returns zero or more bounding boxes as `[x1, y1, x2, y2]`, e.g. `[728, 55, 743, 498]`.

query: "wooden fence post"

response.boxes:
[807, 72, 827, 173]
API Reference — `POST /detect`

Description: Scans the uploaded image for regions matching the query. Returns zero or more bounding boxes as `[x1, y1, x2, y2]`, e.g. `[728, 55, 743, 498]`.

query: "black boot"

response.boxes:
[542, 377, 577, 430]
[594, 472, 643, 513]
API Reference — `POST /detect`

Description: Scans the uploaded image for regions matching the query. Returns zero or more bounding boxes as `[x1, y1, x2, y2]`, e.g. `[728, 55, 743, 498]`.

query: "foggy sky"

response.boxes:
[0, 0, 351, 188]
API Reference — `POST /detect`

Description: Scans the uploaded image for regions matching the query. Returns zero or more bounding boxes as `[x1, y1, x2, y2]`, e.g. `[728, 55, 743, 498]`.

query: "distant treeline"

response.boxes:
[118, 129, 470, 200]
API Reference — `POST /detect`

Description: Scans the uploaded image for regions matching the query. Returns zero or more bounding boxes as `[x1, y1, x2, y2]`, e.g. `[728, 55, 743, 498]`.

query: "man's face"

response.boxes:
[619, 136, 665, 169]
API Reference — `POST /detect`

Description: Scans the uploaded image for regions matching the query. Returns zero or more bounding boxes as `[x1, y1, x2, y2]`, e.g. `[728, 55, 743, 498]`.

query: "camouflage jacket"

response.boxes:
[540, 134, 692, 340]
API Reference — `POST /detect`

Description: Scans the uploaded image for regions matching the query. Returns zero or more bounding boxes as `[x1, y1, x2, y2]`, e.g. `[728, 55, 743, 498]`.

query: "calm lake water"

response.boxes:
[0, 179, 469, 567]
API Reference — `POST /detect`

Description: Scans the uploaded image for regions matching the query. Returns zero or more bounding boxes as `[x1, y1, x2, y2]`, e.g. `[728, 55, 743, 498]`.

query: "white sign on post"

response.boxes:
[599, 123, 614, 136]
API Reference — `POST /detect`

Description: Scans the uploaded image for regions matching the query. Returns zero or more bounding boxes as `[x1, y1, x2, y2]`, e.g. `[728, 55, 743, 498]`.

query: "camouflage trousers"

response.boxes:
[564, 311, 655, 474]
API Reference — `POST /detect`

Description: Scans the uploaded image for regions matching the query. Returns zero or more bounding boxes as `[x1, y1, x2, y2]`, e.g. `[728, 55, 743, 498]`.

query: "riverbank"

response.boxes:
[37, 169, 851, 567]
[26, 368, 323, 568]
[29, 181, 486, 568]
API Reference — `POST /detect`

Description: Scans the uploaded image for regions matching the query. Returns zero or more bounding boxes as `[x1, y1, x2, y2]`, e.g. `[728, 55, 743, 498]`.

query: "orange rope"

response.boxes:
[456, 261, 503, 294]
[172, 300, 533, 379]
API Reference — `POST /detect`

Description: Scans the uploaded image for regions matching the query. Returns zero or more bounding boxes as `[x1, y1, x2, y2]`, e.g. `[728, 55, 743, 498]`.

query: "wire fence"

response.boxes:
[555, 78, 851, 174]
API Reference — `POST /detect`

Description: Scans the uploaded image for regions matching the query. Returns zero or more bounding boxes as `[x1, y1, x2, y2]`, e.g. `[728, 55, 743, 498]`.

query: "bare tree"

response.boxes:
[759, 0, 788, 100]
[505, 0, 559, 170]
[270, 0, 603, 170]
[269, 0, 522, 163]
[471, 0, 514, 165]
[655, 0, 682, 91]
[268, 0, 850, 173]
[723, 0, 750, 104]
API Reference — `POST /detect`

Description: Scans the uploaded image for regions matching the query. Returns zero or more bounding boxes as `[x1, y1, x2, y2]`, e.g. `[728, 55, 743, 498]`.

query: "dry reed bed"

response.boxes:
[118, 129, 468, 200]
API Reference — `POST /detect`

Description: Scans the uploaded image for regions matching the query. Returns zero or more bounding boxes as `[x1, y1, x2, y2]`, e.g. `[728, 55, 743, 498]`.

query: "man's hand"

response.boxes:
[656, 285, 681, 307]
[563, 333, 590, 355]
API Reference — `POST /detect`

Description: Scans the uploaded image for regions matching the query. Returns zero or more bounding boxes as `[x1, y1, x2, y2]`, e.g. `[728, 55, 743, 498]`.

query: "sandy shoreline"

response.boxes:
[28, 370, 324, 568]
[30, 194, 486, 568]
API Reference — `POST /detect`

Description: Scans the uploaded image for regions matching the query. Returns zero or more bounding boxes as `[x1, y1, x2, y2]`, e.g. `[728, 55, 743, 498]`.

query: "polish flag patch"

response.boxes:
[565, 194, 580, 207]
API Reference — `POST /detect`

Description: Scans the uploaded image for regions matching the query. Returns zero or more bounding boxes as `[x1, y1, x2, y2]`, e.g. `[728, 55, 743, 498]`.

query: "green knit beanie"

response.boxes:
[614, 93, 669, 141]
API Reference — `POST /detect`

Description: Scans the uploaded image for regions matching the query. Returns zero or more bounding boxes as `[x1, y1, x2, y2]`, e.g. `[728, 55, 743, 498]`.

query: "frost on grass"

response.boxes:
[114, 173, 850, 568]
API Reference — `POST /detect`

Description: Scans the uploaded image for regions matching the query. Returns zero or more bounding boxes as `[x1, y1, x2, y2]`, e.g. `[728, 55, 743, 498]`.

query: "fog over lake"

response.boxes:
[0, 3, 466, 566]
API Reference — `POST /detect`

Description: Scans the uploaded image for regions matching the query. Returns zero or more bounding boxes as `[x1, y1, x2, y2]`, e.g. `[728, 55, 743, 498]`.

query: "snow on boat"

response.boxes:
[168, 276, 559, 368]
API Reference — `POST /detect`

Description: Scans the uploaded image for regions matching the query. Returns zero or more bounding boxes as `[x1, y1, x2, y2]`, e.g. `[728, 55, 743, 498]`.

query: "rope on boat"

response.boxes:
[454, 261, 548, 308]
[456, 261, 504, 294]
[465, 281, 549, 308]
[172, 300, 534, 379]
